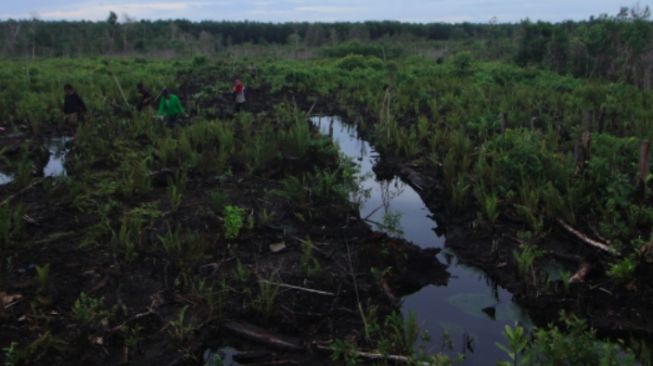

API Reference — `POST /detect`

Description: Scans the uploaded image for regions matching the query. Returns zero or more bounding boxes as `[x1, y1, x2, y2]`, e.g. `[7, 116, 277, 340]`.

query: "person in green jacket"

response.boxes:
[158, 88, 184, 127]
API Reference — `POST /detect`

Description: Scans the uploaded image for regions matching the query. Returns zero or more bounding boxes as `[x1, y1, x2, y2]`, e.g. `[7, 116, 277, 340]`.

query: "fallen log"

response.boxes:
[224, 322, 304, 351]
[557, 219, 620, 256]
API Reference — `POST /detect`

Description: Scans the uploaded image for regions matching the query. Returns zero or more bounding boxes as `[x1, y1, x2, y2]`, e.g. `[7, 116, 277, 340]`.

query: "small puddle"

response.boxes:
[0, 172, 13, 185]
[312, 116, 530, 365]
[43, 137, 72, 177]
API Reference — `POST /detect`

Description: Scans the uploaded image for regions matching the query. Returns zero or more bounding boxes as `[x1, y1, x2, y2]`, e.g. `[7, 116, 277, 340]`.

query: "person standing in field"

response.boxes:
[136, 82, 154, 111]
[158, 88, 184, 127]
[63, 84, 87, 125]
[232, 79, 246, 112]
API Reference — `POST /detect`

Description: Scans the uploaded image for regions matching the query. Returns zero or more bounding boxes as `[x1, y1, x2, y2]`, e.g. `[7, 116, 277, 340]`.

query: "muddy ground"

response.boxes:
[0, 77, 450, 365]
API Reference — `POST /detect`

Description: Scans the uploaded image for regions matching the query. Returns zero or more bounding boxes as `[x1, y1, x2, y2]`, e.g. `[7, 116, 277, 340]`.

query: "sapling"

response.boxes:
[512, 244, 542, 285]
[496, 324, 529, 366]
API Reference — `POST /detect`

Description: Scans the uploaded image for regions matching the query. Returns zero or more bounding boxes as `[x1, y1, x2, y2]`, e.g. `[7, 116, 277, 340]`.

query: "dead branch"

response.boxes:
[258, 280, 335, 297]
[224, 322, 304, 351]
[557, 219, 620, 256]
[305, 100, 318, 118]
[315, 343, 432, 366]
[113, 75, 133, 112]
[346, 241, 369, 340]
[569, 262, 592, 284]
[0, 178, 44, 207]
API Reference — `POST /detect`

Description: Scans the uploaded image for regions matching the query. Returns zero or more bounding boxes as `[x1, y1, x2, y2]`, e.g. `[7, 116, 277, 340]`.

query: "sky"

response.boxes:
[1, 0, 651, 23]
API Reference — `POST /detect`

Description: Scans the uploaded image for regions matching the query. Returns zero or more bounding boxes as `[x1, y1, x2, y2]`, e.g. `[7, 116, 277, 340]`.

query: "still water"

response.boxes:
[0, 136, 71, 185]
[312, 116, 530, 365]
[43, 137, 72, 177]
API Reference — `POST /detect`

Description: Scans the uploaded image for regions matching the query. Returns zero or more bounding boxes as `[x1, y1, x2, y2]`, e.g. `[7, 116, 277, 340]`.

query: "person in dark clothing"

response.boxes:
[63, 84, 87, 124]
[137, 82, 154, 111]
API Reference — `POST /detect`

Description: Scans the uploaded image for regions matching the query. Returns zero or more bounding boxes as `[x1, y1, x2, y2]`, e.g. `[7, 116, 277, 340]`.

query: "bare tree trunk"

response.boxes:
[500, 112, 508, 134]
[584, 110, 593, 132]
[640, 140, 650, 182]
[597, 105, 606, 133]
[639, 139, 650, 200]
[574, 130, 592, 174]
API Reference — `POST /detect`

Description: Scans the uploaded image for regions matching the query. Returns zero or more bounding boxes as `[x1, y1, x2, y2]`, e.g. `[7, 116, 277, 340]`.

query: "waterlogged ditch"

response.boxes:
[312, 116, 531, 365]
[0, 136, 71, 186]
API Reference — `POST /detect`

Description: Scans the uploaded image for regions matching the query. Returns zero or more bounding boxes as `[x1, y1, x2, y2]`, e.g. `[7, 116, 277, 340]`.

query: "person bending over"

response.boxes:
[158, 88, 184, 127]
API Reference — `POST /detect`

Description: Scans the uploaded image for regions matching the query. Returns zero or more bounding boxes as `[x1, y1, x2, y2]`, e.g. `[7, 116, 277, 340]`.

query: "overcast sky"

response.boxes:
[1, 0, 651, 23]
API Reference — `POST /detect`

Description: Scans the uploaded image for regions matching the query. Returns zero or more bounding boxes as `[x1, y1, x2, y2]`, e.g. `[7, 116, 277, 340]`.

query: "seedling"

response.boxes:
[35, 264, 50, 293]
[223, 205, 246, 240]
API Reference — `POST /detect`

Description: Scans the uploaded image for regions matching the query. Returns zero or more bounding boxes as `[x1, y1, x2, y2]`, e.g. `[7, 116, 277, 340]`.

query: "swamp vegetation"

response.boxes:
[1, 10, 653, 365]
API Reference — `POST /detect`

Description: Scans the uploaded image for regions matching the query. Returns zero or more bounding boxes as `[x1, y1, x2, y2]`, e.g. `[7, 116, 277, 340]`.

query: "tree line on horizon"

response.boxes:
[0, 5, 652, 88]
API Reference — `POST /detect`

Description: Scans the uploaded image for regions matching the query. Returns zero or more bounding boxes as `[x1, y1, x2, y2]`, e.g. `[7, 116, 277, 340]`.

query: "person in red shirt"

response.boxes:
[232, 79, 246, 112]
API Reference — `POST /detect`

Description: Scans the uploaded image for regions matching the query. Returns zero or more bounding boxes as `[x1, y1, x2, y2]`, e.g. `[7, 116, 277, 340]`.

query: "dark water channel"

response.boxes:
[312, 116, 531, 365]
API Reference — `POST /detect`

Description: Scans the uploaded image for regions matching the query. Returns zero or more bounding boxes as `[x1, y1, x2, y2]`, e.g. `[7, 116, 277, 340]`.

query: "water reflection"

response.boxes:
[0, 172, 13, 185]
[43, 137, 72, 177]
[311, 116, 530, 365]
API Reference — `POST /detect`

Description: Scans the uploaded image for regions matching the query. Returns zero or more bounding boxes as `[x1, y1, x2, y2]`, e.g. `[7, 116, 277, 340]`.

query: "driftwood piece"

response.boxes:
[224, 322, 305, 351]
[557, 219, 620, 256]
[258, 280, 335, 297]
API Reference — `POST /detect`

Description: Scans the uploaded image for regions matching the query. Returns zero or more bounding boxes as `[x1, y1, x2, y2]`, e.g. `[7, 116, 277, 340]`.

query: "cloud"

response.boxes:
[294, 6, 360, 14]
[39, 1, 213, 21]
[3, 0, 648, 22]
